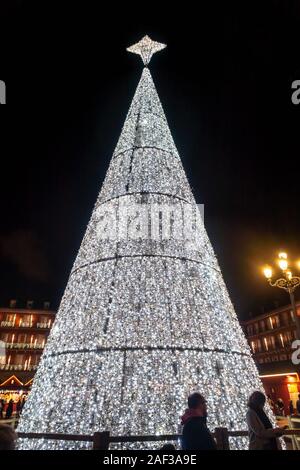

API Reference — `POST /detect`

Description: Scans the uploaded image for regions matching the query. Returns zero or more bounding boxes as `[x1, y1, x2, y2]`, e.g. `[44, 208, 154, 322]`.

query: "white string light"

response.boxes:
[17, 37, 273, 450]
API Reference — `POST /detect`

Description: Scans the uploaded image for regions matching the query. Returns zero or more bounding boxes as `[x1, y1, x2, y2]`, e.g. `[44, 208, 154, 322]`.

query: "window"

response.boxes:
[5, 314, 15, 323]
[273, 315, 280, 328]
[268, 317, 274, 329]
[19, 314, 33, 327]
[251, 341, 256, 353]
[257, 339, 262, 352]
[286, 331, 293, 343]
[17, 333, 26, 343]
[0, 345, 5, 365]
[247, 325, 254, 336]
[290, 310, 295, 321]
[25, 355, 33, 369]
[281, 311, 289, 326]
[36, 334, 46, 347]
[259, 320, 265, 332]
[33, 354, 40, 365]
[269, 336, 276, 349]
[279, 333, 285, 348]
[263, 337, 269, 351]
[39, 316, 52, 327]
[9, 333, 16, 343]
[254, 322, 259, 334]
[15, 354, 24, 365]
[293, 330, 297, 340]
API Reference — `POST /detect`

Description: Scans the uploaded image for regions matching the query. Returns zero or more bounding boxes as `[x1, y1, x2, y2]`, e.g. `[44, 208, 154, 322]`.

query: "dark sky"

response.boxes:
[1, 1, 300, 320]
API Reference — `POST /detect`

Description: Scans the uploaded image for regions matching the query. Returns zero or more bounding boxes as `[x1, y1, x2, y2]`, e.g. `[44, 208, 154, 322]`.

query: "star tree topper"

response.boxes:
[127, 35, 166, 65]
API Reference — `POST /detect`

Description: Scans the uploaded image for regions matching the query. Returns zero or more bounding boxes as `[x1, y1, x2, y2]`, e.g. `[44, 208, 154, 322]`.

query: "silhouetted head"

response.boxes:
[161, 443, 176, 450]
[187, 392, 207, 416]
[248, 391, 266, 410]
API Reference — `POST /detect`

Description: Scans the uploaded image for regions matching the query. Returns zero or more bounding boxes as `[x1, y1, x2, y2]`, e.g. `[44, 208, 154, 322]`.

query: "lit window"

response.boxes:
[290, 310, 295, 321]
[5, 314, 14, 322]
[286, 331, 293, 342]
[279, 334, 284, 348]
[274, 315, 280, 328]
[269, 336, 275, 349]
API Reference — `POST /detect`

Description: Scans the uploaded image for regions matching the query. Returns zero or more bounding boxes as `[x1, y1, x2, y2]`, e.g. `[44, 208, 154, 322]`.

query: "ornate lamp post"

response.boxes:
[263, 252, 300, 340]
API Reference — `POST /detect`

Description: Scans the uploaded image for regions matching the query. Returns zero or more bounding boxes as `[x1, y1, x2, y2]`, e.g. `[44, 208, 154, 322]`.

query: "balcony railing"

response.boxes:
[247, 323, 297, 338]
[1, 321, 33, 328]
[0, 363, 38, 371]
[36, 322, 51, 329]
[4, 342, 45, 349]
[1, 321, 15, 327]
[1, 321, 51, 329]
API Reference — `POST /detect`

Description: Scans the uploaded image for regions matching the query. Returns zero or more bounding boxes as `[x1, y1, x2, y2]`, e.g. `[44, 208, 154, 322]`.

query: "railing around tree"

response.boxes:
[16, 427, 300, 450]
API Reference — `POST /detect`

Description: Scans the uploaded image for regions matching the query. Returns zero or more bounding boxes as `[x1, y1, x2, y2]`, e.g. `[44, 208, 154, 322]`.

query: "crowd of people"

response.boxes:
[0, 391, 300, 450]
[266, 395, 300, 417]
[0, 396, 26, 420]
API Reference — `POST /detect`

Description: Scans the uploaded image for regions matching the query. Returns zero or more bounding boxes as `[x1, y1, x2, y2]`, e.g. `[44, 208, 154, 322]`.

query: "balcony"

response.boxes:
[0, 321, 33, 328]
[0, 321, 52, 329]
[0, 363, 38, 371]
[36, 322, 51, 329]
[1, 321, 15, 327]
[20, 322, 32, 328]
[4, 342, 45, 350]
[246, 323, 296, 339]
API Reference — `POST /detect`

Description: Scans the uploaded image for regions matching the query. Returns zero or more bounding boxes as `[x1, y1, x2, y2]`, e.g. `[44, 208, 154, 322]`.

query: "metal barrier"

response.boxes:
[287, 416, 300, 450]
[15, 427, 300, 450]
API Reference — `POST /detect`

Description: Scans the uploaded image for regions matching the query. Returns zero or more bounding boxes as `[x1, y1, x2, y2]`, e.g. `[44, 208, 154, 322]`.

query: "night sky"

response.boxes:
[1, 1, 300, 320]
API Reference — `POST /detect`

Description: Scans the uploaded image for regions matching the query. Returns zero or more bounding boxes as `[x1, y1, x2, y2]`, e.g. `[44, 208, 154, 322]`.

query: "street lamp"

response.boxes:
[263, 252, 300, 340]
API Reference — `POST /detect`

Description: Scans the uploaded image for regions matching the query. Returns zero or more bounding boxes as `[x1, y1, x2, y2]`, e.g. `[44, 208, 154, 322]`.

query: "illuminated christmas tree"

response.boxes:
[18, 36, 268, 449]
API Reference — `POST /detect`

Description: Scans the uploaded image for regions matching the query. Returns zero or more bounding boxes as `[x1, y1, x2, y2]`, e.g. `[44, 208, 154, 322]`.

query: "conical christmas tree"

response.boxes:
[18, 36, 268, 450]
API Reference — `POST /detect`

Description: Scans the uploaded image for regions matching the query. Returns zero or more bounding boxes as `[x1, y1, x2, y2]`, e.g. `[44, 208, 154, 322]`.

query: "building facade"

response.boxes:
[0, 301, 55, 407]
[242, 302, 300, 414]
